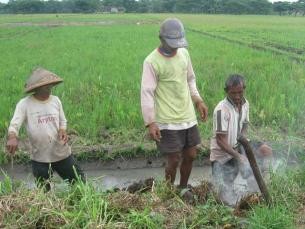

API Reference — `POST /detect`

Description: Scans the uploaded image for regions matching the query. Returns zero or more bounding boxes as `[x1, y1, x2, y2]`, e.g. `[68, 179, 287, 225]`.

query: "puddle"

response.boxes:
[0, 162, 212, 190]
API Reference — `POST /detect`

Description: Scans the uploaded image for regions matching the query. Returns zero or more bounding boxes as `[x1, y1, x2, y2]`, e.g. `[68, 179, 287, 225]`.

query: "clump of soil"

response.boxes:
[234, 193, 262, 216]
[123, 177, 154, 193]
[107, 191, 147, 212]
[191, 180, 214, 204]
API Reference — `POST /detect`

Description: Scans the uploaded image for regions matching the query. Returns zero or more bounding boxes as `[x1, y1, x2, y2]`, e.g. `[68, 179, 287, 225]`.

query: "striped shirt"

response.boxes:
[210, 97, 249, 164]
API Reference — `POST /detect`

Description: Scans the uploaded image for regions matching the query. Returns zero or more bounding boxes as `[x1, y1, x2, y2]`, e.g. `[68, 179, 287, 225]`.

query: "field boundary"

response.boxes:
[188, 28, 305, 63]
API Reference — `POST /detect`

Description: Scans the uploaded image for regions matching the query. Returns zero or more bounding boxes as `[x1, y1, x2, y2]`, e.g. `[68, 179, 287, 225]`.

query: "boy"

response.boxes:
[6, 67, 84, 191]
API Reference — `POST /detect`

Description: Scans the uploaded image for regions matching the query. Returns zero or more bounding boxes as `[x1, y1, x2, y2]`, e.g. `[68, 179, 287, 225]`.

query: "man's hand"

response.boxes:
[59, 129, 68, 144]
[238, 154, 248, 164]
[196, 101, 208, 122]
[148, 122, 161, 142]
[6, 134, 18, 155]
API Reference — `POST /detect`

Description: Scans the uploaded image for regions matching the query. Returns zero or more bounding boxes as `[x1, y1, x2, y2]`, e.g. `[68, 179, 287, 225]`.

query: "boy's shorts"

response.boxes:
[156, 125, 201, 154]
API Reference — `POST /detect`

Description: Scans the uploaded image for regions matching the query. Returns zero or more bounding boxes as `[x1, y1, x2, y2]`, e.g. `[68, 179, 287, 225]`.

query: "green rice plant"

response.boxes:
[188, 197, 237, 228]
[248, 204, 294, 229]
[125, 208, 163, 229]
[62, 180, 115, 228]
[153, 180, 178, 201]
[0, 151, 8, 164]
[0, 171, 13, 195]
[1, 14, 305, 144]
[268, 169, 302, 209]
[290, 167, 305, 189]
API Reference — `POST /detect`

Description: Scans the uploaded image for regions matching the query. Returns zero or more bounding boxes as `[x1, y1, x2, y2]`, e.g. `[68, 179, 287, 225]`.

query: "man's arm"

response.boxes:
[241, 122, 248, 136]
[186, 58, 208, 121]
[216, 133, 246, 163]
[140, 61, 161, 142]
[241, 101, 249, 136]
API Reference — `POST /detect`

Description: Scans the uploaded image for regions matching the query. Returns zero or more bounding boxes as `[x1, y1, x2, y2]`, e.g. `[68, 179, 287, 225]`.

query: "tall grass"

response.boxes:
[1, 14, 304, 143]
[0, 15, 305, 144]
[1, 164, 305, 228]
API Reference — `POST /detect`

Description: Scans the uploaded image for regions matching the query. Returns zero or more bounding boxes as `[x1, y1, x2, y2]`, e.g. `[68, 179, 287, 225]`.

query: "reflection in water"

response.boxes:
[0, 165, 212, 191]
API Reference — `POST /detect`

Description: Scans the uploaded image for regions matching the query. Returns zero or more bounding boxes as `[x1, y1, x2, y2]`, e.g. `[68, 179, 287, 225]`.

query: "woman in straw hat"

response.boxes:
[6, 67, 84, 191]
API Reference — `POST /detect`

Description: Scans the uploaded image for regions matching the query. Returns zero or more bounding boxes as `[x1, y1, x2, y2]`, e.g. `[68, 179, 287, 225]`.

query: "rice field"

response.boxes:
[1, 13, 305, 228]
[0, 13, 305, 144]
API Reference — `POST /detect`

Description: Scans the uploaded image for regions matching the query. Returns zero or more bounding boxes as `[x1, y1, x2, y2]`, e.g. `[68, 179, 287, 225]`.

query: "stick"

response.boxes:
[237, 135, 272, 205]
[10, 154, 14, 170]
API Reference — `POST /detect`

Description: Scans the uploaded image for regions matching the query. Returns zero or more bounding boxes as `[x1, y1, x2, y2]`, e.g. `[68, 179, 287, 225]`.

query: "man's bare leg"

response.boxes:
[180, 146, 197, 188]
[165, 153, 181, 184]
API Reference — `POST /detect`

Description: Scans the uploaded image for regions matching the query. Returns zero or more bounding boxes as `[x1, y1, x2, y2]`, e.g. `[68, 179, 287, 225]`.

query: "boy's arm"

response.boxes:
[187, 59, 208, 121]
[7, 101, 26, 155]
[58, 99, 68, 144]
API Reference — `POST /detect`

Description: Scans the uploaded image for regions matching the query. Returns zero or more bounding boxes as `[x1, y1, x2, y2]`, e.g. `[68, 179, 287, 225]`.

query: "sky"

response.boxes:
[0, 0, 300, 4]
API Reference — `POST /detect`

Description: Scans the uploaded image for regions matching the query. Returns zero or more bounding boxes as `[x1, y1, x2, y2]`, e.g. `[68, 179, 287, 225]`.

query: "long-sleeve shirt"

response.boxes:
[8, 95, 71, 163]
[141, 48, 202, 130]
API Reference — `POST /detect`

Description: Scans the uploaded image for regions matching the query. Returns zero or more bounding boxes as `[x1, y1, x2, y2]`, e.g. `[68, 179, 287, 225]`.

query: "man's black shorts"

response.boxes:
[156, 125, 201, 153]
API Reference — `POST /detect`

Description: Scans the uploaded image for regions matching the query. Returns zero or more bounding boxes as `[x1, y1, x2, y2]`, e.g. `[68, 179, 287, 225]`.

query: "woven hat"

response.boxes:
[159, 18, 188, 48]
[25, 68, 63, 93]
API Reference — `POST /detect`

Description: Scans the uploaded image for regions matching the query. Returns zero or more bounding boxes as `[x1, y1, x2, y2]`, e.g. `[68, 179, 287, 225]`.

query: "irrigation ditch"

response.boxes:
[1, 135, 305, 228]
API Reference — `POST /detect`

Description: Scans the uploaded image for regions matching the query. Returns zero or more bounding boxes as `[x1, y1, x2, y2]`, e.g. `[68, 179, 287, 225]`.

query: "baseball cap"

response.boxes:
[159, 18, 188, 48]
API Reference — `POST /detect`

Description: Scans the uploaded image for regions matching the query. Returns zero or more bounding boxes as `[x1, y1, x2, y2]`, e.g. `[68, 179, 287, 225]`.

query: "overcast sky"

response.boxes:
[0, 0, 299, 4]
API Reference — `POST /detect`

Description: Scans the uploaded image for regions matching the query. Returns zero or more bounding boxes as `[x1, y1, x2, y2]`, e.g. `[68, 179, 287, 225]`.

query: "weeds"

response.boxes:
[248, 204, 294, 229]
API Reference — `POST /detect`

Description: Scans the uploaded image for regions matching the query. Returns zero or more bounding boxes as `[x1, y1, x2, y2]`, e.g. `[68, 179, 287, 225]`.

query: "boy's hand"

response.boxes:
[59, 129, 68, 144]
[196, 101, 208, 122]
[6, 134, 18, 155]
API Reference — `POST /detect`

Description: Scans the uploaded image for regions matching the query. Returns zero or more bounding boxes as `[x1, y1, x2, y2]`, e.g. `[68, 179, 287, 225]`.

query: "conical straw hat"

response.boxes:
[25, 67, 63, 93]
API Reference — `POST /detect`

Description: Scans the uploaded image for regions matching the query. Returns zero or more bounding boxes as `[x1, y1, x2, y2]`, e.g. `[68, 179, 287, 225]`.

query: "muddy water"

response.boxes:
[0, 161, 212, 190]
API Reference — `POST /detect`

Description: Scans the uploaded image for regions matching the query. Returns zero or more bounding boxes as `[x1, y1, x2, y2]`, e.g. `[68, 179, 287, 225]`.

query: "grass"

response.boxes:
[1, 162, 305, 228]
[0, 14, 305, 145]
[0, 13, 305, 228]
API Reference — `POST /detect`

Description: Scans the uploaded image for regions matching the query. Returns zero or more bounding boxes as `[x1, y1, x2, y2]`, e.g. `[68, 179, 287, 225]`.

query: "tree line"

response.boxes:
[0, 0, 304, 15]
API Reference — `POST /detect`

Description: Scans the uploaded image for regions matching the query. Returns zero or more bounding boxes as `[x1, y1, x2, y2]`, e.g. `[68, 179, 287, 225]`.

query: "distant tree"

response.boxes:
[222, 0, 251, 14]
[273, 1, 291, 15]
[122, 0, 138, 12]
[248, 0, 272, 14]
[0, 3, 5, 13]
[296, 0, 305, 15]
[137, 0, 151, 13]
[198, 0, 220, 13]
[44, 0, 62, 13]
[71, 0, 100, 13]
[6, 0, 45, 13]
[175, 0, 202, 13]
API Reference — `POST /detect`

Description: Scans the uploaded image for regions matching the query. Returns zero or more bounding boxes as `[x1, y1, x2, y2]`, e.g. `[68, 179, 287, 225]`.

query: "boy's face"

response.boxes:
[227, 83, 244, 106]
[34, 84, 53, 97]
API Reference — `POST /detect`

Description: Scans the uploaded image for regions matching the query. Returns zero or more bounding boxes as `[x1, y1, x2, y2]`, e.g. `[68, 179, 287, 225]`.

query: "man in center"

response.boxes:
[141, 18, 208, 189]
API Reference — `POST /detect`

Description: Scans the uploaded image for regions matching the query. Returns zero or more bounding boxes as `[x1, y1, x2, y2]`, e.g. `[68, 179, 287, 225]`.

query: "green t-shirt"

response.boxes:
[145, 48, 196, 124]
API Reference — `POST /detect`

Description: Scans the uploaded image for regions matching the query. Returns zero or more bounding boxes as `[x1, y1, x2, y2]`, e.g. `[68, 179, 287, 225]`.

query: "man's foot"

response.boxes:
[177, 186, 194, 204]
